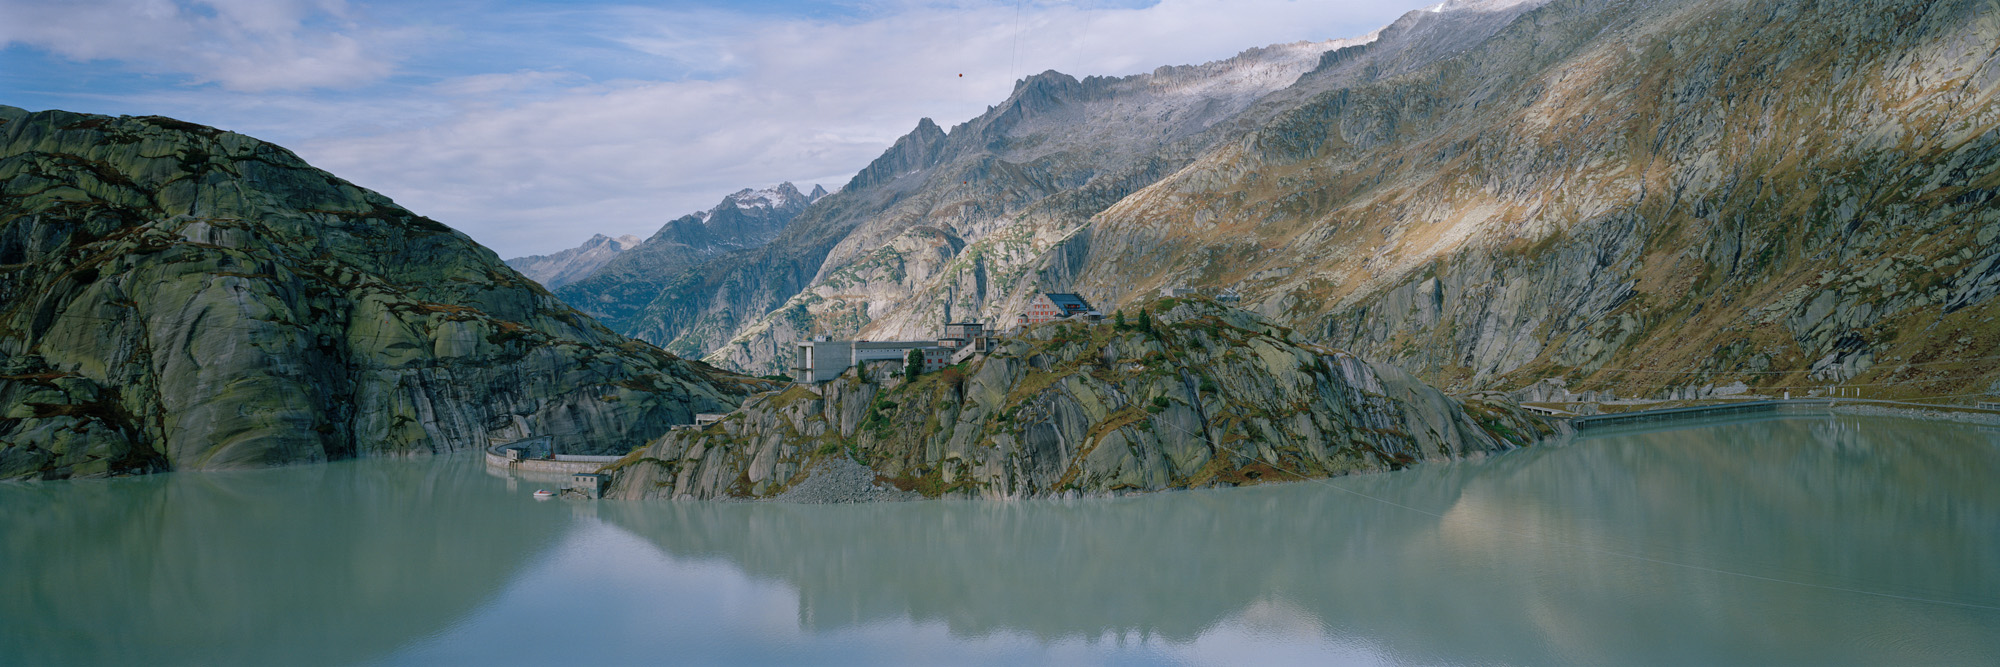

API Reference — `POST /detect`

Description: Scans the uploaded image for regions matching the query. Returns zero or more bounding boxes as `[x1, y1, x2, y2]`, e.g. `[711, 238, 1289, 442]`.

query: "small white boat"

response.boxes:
[532, 489, 555, 500]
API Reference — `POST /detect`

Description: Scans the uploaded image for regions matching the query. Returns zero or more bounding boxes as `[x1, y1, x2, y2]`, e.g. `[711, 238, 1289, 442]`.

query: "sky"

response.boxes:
[0, 0, 1435, 258]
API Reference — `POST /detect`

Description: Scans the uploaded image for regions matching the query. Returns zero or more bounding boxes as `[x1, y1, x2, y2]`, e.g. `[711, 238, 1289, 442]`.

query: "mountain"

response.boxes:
[606, 298, 1547, 500]
[575, 32, 1413, 368]
[633, 0, 2000, 401]
[0, 106, 771, 480]
[603, 2, 1543, 375]
[1038, 0, 2000, 399]
[552, 182, 824, 339]
[504, 233, 641, 289]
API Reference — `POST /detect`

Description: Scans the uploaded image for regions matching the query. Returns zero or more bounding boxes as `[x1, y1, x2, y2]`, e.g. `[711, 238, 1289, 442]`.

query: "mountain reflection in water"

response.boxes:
[0, 455, 570, 666]
[4, 415, 1996, 665]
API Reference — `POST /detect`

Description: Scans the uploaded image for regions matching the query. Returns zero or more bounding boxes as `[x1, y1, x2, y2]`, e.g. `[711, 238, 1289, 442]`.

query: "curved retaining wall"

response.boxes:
[484, 438, 622, 475]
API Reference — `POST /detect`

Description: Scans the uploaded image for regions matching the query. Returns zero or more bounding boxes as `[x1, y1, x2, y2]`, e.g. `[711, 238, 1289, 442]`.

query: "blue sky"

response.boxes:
[1, 0, 1433, 258]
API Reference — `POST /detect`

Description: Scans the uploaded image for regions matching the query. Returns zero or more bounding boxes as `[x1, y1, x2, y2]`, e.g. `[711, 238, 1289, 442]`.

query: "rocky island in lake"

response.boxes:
[607, 298, 1548, 500]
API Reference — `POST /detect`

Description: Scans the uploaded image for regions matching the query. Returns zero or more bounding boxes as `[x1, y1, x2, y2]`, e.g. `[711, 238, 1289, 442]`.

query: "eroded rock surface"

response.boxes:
[0, 107, 769, 480]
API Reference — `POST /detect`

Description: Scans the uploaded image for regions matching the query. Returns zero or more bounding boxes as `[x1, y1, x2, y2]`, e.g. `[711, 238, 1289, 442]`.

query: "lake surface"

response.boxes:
[4, 414, 1998, 665]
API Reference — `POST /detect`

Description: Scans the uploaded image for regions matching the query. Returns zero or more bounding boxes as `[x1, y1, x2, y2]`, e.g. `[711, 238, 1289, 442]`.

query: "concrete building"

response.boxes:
[570, 473, 607, 499]
[794, 339, 949, 384]
[940, 322, 985, 347]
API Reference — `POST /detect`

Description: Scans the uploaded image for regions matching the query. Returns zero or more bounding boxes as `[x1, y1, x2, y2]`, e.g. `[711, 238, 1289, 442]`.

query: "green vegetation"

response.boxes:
[905, 349, 924, 381]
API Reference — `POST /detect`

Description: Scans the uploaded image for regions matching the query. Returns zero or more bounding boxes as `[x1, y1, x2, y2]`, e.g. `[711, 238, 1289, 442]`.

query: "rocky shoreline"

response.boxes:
[765, 458, 920, 504]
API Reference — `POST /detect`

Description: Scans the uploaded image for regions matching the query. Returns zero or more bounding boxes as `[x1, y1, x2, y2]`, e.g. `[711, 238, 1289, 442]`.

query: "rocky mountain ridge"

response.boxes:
[553, 181, 824, 339]
[553, 29, 1442, 371]
[0, 106, 769, 480]
[602, 0, 1552, 376]
[504, 233, 640, 289]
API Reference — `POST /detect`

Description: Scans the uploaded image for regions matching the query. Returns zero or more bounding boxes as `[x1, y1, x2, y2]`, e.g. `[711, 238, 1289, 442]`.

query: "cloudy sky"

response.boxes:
[1, 0, 1433, 258]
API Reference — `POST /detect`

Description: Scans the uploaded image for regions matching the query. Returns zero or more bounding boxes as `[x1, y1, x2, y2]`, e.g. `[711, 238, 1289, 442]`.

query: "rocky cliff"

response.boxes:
[1041, 0, 2000, 400]
[606, 299, 1547, 500]
[0, 106, 770, 480]
[553, 182, 823, 341]
[504, 233, 640, 289]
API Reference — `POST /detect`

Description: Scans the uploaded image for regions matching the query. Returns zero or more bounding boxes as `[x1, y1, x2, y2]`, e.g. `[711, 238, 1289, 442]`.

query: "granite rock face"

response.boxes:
[606, 299, 1546, 500]
[0, 107, 770, 480]
[504, 234, 640, 289]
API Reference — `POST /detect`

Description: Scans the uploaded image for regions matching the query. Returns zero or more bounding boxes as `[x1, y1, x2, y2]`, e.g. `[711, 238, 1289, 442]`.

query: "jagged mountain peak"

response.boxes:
[726, 183, 800, 210]
[583, 233, 643, 249]
[844, 118, 953, 192]
[507, 231, 647, 288]
[722, 181, 828, 212]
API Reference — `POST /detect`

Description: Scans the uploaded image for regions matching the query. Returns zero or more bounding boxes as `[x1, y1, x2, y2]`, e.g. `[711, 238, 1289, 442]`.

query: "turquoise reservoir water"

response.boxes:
[3, 415, 1997, 665]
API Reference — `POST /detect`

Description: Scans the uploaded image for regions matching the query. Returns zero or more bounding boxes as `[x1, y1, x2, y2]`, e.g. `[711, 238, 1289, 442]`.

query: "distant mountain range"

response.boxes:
[505, 234, 641, 289]
[544, 182, 826, 340]
[550, 0, 2000, 401]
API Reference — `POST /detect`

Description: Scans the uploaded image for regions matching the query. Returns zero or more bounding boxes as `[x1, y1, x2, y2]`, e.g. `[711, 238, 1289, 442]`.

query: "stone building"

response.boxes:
[1021, 293, 1097, 326]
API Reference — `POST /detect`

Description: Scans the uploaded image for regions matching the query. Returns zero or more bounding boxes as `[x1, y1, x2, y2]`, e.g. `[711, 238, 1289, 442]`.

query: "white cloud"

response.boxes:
[3, 0, 1432, 257]
[0, 0, 409, 91]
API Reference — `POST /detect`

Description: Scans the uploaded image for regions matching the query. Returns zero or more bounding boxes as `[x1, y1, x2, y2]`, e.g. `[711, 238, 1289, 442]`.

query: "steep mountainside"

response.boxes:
[554, 182, 823, 337]
[577, 32, 1476, 371]
[504, 233, 640, 289]
[596, 0, 1999, 401]
[1038, 0, 2000, 399]
[663, 2, 1550, 375]
[607, 299, 1546, 500]
[0, 107, 769, 480]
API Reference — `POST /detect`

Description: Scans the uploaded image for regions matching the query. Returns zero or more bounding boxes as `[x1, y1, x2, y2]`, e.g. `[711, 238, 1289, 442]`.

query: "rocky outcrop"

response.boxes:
[504, 233, 640, 289]
[0, 107, 771, 480]
[606, 299, 1547, 500]
[553, 182, 823, 338]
